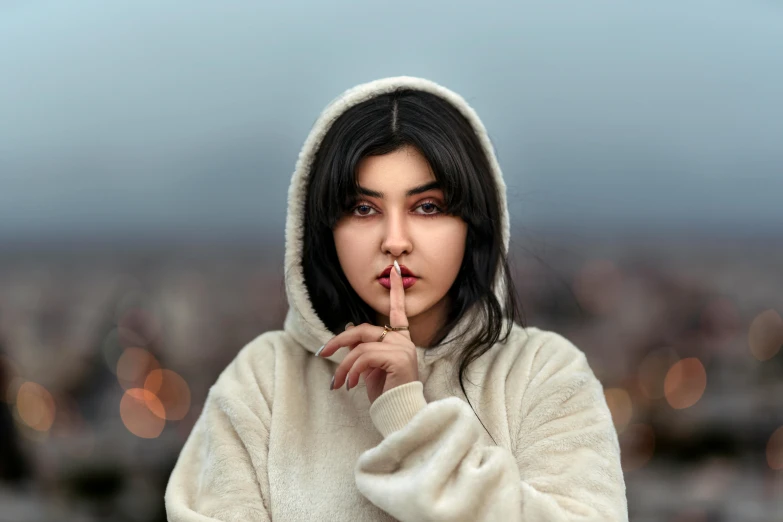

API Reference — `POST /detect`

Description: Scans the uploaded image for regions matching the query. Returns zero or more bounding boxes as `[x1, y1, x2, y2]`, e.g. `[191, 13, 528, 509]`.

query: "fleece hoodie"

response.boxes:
[164, 76, 629, 521]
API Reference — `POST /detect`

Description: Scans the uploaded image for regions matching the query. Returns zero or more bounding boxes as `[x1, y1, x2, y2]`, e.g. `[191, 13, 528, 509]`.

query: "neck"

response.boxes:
[377, 296, 449, 348]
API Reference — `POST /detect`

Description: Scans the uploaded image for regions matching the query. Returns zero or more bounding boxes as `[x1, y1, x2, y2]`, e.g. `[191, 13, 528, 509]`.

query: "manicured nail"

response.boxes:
[315, 344, 325, 357]
[329, 376, 335, 390]
[393, 260, 401, 276]
[345, 378, 351, 391]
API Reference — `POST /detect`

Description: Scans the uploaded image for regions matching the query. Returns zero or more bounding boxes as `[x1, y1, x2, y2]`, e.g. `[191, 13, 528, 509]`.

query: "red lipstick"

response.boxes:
[377, 264, 418, 290]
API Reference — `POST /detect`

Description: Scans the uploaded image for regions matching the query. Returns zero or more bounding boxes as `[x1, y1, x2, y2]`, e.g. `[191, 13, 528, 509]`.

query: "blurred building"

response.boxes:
[0, 235, 782, 521]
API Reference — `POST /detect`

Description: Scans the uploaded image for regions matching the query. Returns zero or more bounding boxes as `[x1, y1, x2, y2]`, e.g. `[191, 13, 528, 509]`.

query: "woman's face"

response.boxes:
[333, 145, 468, 325]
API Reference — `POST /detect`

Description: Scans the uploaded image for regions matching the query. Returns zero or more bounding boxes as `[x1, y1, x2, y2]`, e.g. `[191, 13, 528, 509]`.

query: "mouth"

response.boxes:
[378, 264, 416, 278]
[377, 264, 418, 290]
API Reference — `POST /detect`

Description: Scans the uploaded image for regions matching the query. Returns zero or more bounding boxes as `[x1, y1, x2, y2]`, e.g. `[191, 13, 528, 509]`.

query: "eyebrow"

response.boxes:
[356, 181, 441, 199]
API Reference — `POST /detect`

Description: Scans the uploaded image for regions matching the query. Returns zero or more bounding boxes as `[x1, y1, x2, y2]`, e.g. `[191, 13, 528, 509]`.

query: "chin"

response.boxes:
[367, 295, 428, 320]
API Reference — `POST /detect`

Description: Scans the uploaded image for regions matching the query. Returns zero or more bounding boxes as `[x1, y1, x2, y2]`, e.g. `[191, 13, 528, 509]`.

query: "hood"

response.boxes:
[282, 76, 511, 365]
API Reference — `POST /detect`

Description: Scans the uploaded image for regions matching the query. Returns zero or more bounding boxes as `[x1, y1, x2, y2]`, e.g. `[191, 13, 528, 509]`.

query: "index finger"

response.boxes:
[389, 260, 410, 335]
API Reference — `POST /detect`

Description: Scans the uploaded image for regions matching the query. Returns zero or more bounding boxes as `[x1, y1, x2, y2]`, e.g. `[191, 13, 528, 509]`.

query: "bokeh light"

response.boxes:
[15, 381, 56, 432]
[120, 388, 165, 439]
[767, 426, 783, 470]
[604, 387, 633, 433]
[664, 357, 707, 409]
[748, 309, 783, 362]
[144, 369, 191, 421]
[619, 423, 655, 472]
[116, 347, 160, 390]
[638, 347, 680, 400]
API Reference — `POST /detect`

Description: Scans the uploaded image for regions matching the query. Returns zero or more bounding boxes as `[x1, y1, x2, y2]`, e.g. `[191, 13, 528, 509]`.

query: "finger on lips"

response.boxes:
[389, 260, 410, 336]
[316, 259, 411, 392]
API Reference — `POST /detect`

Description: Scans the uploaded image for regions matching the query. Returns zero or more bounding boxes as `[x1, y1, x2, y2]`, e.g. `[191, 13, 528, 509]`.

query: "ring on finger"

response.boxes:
[377, 324, 409, 343]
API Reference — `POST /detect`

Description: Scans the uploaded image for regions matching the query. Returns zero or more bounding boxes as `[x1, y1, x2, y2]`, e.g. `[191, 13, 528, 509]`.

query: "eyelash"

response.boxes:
[349, 199, 443, 218]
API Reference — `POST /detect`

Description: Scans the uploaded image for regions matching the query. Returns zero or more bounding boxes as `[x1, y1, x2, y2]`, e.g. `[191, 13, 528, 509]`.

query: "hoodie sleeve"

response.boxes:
[165, 341, 274, 522]
[353, 334, 628, 522]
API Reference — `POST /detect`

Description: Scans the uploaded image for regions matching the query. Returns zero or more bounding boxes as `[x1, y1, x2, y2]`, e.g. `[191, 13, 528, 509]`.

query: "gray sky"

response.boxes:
[1, 0, 782, 241]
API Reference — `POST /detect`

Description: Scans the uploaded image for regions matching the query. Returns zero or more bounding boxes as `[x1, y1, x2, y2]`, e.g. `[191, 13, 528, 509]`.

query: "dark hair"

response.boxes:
[302, 88, 523, 441]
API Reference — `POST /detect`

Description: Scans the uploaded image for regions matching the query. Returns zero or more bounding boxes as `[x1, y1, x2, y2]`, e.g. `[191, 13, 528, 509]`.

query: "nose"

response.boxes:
[380, 210, 413, 258]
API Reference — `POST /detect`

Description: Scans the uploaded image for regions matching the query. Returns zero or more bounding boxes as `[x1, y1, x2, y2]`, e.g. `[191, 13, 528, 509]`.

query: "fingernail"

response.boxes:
[315, 344, 325, 357]
[345, 377, 351, 391]
[344, 322, 354, 331]
[329, 376, 335, 390]
[393, 260, 401, 276]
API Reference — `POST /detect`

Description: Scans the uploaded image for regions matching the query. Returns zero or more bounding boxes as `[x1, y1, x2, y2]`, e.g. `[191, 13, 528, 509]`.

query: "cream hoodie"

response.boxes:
[165, 76, 628, 521]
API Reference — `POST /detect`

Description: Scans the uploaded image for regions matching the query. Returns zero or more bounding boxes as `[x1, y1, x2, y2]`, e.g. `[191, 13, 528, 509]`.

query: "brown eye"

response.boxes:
[415, 201, 443, 215]
[352, 204, 377, 217]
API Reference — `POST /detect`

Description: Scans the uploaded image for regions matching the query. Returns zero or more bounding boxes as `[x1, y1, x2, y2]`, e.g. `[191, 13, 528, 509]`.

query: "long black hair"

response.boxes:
[302, 88, 523, 440]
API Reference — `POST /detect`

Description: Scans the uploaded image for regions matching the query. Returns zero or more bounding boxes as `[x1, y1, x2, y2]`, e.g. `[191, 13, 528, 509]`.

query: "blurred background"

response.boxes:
[1, 1, 782, 520]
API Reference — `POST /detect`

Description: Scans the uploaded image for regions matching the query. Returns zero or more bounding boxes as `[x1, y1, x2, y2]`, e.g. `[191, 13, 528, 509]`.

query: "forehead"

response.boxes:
[355, 146, 436, 189]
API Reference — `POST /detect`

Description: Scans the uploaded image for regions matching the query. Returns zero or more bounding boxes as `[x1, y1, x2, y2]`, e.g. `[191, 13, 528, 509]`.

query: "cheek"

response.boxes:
[333, 225, 371, 283]
[422, 220, 467, 265]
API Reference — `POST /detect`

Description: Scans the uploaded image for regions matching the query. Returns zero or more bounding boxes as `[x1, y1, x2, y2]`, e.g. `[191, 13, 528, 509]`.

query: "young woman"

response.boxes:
[165, 76, 628, 521]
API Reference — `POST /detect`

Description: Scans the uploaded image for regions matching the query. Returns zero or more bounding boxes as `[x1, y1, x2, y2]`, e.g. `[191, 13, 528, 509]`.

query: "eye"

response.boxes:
[351, 204, 378, 217]
[414, 200, 443, 216]
[348, 200, 443, 218]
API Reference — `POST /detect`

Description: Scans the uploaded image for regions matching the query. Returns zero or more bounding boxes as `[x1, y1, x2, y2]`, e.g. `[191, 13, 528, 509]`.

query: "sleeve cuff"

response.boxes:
[368, 380, 428, 438]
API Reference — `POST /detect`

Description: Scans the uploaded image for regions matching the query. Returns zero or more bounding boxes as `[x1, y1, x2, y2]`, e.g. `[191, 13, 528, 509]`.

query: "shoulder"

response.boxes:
[462, 324, 596, 391]
[490, 324, 592, 373]
[492, 324, 600, 396]
[515, 325, 591, 372]
[497, 327, 612, 436]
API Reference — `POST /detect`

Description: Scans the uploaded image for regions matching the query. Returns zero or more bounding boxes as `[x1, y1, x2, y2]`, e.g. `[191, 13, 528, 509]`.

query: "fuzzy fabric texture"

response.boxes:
[164, 76, 629, 521]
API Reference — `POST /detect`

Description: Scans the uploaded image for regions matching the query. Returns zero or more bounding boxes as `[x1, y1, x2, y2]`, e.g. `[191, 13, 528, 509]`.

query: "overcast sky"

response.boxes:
[1, 0, 781, 242]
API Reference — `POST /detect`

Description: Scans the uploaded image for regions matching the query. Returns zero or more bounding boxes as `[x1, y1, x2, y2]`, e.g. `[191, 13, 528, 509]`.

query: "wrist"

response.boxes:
[368, 381, 428, 437]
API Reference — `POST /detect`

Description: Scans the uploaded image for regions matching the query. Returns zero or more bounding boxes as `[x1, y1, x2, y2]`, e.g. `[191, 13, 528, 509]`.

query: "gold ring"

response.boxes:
[386, 324, 409, 331]
[378, 326, 390, 343]
[378, 324, 409, 343]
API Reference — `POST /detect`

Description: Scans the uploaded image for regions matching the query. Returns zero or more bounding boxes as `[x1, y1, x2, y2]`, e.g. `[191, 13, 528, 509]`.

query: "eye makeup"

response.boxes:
[348, 198, 444, 218]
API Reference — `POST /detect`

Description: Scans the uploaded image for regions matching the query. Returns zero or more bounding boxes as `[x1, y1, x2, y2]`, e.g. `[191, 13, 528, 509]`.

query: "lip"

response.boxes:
[377, 264, 418, 290]
[377, 276, 418, 290]
[378, 264, 416, 278]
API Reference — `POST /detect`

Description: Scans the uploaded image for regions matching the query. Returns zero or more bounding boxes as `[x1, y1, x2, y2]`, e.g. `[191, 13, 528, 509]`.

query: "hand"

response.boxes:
[316, 261, 418, 404]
